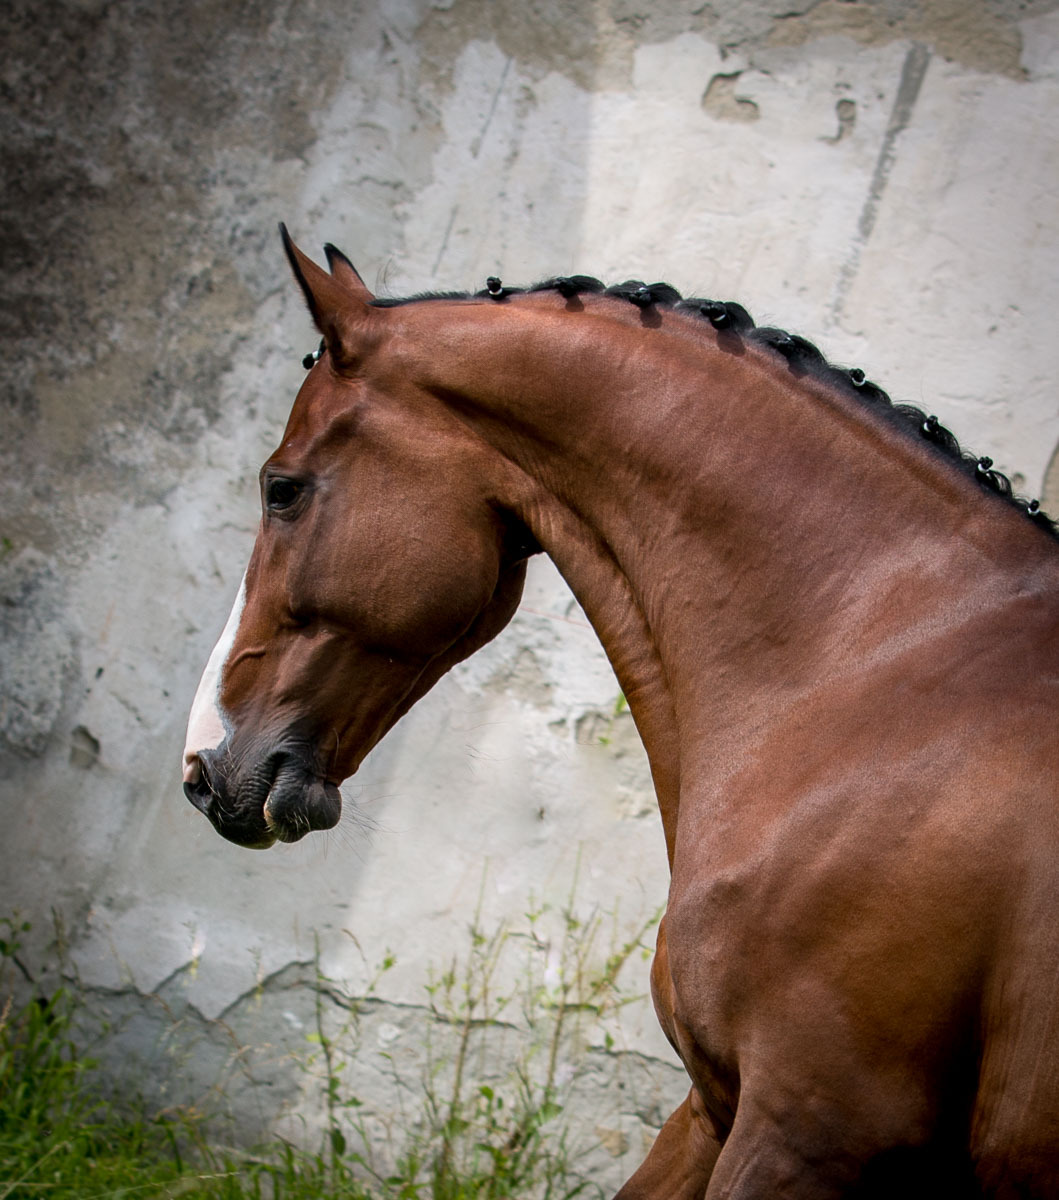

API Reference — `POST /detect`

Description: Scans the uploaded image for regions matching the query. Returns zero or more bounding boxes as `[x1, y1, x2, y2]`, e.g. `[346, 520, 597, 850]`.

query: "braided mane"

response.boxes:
[367, 277, 1056, 539]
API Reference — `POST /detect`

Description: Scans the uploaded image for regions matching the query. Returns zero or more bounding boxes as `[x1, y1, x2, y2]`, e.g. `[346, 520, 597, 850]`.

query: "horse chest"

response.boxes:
[658, 864, 778, 1071]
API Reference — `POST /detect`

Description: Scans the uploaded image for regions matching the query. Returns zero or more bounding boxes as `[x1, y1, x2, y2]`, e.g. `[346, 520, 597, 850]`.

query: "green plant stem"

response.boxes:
[0, 1139, 67, 1200]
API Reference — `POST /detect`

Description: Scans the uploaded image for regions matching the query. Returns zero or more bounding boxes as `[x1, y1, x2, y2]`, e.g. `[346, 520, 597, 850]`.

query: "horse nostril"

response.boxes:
[183, 765, 215, 817]
[183, 753, 202, 786]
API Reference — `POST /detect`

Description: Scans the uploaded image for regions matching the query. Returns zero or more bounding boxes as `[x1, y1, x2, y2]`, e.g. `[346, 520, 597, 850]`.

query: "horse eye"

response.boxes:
[266, 478, 302, 511]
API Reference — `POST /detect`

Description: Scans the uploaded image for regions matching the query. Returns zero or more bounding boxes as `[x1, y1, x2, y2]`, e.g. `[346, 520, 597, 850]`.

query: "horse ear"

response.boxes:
[280, 224, 373, 357]
[324, 243, 374, 303]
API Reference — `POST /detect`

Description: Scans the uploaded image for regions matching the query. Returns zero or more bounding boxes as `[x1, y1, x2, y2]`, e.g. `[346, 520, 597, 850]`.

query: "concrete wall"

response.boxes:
[3, 0, 1059, 1182]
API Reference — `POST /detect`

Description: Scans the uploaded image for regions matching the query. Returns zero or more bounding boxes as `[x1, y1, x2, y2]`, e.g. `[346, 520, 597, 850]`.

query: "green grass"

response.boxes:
[0, 893, 659, 1199]
[0, 986, 208, 1197]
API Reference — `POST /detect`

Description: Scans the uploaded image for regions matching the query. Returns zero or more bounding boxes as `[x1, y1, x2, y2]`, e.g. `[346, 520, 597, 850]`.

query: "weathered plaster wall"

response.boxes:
[3, 0, 1059, 1180]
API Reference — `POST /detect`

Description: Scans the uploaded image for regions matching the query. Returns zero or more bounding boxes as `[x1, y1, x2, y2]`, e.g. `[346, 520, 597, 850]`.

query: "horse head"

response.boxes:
[182, 229, 535, 848]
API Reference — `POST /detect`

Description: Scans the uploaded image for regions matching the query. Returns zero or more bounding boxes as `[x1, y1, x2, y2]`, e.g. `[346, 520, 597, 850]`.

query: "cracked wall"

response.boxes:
[52, 921, 686, 1193]
[3, 0, 1059, 1170]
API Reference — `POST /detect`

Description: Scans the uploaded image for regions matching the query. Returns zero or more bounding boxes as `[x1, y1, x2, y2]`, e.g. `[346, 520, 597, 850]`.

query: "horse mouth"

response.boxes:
[263, 770, 342, 844]
[184, 751, 342, 848]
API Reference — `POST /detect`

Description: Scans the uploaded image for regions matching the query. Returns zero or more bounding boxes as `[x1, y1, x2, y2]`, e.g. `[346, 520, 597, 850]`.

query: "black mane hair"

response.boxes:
[365, 278, 1055, 539]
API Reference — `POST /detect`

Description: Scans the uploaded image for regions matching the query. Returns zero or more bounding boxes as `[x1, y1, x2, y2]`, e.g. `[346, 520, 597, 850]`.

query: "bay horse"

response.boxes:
[182, 227, 1059, 1198]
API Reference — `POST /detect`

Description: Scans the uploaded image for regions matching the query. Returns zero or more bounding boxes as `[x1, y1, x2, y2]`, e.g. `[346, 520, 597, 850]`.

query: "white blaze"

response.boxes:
[182, 573, 247, 784]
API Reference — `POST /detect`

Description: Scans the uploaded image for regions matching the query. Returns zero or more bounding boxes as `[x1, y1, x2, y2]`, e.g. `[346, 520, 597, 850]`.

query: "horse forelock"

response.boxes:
[351, 279, 1057, 540]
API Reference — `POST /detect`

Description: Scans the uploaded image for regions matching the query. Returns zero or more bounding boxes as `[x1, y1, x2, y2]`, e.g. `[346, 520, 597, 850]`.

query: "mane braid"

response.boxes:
[363, 277, 1055, 539]
[371, 290, 475, 307]
[529, 275, 605, 297]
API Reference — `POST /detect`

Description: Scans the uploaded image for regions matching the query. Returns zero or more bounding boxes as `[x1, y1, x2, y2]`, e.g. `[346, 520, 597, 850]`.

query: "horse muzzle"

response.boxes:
[183, 745, 341, 848]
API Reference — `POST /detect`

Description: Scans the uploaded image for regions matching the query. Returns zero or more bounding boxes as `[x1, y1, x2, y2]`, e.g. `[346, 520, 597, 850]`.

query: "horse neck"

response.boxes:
[406, 299, 1054, 860]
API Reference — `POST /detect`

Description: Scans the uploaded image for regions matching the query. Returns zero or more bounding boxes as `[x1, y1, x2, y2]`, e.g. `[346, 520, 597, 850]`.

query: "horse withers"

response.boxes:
[183, 228, 1059, 1198]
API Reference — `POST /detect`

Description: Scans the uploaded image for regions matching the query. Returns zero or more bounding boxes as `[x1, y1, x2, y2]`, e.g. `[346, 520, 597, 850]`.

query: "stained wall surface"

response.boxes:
[3, 0, 1059, 1183]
